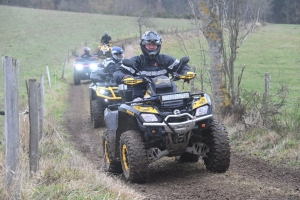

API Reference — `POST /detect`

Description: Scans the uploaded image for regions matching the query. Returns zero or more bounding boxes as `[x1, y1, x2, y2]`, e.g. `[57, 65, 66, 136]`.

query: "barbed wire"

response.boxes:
[0, 110, 30, 116]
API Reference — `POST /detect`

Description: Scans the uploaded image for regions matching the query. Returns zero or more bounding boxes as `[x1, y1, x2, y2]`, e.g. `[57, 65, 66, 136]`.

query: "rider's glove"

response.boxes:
[173, 72, 180, 81]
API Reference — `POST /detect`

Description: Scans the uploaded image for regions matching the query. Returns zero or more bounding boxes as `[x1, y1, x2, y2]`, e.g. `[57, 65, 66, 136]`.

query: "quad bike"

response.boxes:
[74, 55, 98, 85]
[97, 43, 112, 58]
[89, 68, 122, 128]
[102, 57, 231, 183]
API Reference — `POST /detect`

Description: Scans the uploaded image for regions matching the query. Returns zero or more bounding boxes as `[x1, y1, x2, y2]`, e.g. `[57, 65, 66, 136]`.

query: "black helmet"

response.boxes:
[140, 31, 162, 59]
[84, 47, 91, 55]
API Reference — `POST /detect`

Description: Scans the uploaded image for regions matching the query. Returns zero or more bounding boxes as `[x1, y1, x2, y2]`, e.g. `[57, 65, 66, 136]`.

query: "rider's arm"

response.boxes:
[113, 67, 132, 84]
[163, 54, 191, 75]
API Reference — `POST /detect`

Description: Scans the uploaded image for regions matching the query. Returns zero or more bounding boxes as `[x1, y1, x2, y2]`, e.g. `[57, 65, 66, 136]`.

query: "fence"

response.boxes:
[2, 56, 44, 198]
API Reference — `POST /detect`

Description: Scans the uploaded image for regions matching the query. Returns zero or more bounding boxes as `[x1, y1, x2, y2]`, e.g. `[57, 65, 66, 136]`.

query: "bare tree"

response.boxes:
[137, 15, 156, 39]
[220, 0, 263, 105]
[188, 0, 264, 115]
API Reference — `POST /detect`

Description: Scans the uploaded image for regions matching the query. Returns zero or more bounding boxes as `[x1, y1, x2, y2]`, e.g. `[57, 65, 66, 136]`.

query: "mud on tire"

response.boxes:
[91, 100, 105, 128]
[120, 130, 148, 183]
[102, 131, 122, 173]
[202, 120, 231, 173]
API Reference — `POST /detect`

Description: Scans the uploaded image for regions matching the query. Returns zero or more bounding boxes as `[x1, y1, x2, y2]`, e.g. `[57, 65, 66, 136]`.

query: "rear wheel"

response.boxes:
[89, 99, 93, 122]
[102, 131, 122, 173]
[202, 120, 231, 173]
[91, 100, 105, 128]
[120, 130, 148, 183]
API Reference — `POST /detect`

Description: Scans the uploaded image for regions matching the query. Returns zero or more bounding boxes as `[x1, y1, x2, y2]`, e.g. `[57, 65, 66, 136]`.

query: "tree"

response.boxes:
[188, 0, 264, 115]
[137, 15, 156, 39]
[188, 0, 230, 115]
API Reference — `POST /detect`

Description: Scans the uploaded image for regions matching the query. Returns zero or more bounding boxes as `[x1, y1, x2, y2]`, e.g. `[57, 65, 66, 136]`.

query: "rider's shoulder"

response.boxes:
[160, 53, 175, 60]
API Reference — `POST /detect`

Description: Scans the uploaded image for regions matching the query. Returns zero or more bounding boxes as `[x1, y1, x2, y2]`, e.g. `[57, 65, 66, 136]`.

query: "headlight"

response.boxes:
[195, 105, 208, 116]
[75, 64, 83, 70]
[141, 114, 158, 122]
[99, 88, 107, 94]
[90, 63, 98, 70]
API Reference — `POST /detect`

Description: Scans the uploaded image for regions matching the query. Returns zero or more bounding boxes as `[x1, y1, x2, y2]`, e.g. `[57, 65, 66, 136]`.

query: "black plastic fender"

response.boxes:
[104, 104, 142, 159]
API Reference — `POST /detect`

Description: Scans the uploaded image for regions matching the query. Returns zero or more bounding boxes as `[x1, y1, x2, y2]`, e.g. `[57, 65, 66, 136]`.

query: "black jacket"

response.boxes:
[102, 57, 122, 74]
[113, 54, 190, 99]
[101, 35, 111, 44]
[80, 54, 93, 59]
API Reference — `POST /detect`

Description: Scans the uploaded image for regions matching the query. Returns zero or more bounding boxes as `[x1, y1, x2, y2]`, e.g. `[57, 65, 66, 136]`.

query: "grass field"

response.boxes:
[1, 5, 300, 199]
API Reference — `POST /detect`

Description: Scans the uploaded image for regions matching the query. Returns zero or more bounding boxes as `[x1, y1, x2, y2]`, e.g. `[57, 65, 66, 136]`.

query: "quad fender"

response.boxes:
[110, 104, 140, 159]
[89, 87, 96, 101]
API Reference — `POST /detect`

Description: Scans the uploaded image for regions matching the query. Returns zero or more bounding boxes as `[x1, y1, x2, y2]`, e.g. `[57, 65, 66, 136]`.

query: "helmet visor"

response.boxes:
[142, 40, 161, 46]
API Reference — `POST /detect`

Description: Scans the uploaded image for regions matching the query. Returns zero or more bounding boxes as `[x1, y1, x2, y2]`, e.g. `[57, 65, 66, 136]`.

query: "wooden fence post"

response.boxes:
[28, 79, 39, 174]
[264, 72, 270, 125]
[61, 60, 66, 79]
[2, 56, 20, 198]
[38, 75, 44, 141]
[46, 66, 51, 88]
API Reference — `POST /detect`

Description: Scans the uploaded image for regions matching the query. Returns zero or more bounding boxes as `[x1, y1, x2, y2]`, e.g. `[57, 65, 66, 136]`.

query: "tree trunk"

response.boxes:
[198, 1, 230, 115]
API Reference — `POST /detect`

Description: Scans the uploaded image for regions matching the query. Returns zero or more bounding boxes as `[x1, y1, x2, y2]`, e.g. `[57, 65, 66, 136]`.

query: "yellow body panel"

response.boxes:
[193, 97, 208, 109]
[95, 87, 121, 100]
[133, 106, 159, 114]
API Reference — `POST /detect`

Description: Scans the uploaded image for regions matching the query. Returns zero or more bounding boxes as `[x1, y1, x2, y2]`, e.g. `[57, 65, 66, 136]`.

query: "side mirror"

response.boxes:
[180, 56, 189, 65]
[122, 59, 134, 68]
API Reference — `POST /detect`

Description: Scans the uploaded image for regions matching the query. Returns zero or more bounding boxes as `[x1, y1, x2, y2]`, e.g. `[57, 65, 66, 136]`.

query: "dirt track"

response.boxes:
[64, 78, 300, 200]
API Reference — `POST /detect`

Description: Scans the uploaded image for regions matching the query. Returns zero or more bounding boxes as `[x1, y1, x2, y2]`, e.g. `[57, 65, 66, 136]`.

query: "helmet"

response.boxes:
[140, 31, 162, 59]
[84, 47, 91, 55]
[104, 31, 108, 36]
[111, 46, 124, 62]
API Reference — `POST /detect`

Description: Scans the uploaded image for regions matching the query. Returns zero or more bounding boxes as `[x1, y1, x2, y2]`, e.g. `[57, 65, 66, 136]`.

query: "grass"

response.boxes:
[1, 4, 300, 199]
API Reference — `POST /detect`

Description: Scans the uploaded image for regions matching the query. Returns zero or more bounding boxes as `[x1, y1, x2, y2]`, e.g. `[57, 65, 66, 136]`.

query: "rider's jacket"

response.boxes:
[113, 54, 190, 99]
[101, 35, 111, 44]
[80, 54, 93, 59]
[102, 57, 122, 74]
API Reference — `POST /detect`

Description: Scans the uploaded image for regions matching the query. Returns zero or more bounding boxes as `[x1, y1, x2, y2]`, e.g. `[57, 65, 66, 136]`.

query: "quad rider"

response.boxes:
[80, 47, 93, 59]
[91, 46, 124, 83]
[113, 30, 192, 101]
[101, 46, 124, 74]
[101, 31, 112, 45]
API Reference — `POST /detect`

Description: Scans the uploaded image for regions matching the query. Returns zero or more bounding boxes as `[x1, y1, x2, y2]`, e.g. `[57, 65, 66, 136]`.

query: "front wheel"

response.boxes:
[120, 130, 148, 183]
[74, 71, 80, 85]
[91, 100, 105, 128]
[102, 131, 122, 173]
[202, 120, 231, 173]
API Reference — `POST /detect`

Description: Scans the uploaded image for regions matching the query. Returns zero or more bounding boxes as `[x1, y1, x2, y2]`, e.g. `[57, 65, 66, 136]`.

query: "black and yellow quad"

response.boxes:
[89, 68, 122, 128]
[97, 43, 112, 58]
[102, 57, 231, 183]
